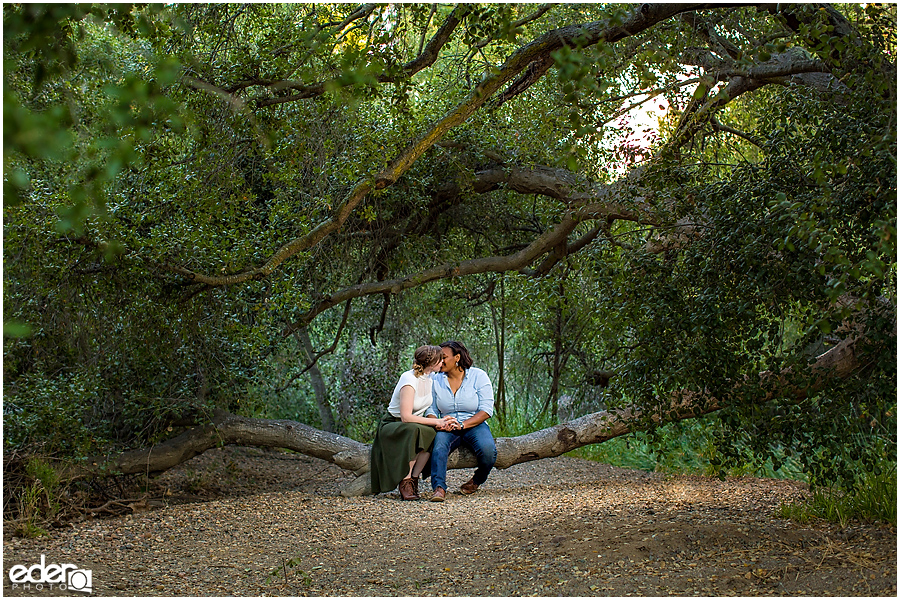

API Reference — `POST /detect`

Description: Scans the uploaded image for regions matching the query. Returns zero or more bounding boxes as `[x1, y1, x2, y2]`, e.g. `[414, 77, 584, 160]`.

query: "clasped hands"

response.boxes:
[435, 416, 463, 431]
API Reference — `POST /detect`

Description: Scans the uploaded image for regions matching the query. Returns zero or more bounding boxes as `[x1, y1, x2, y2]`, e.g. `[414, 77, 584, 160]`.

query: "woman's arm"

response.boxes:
[458, 410, 490, 430]
[457, 369, 494, 430]
[399, 386, 455, 428]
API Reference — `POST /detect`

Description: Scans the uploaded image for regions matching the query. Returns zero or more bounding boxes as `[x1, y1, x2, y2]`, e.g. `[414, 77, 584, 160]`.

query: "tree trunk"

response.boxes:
[296, 328, 338, 433]
[547, 291, 564, 419]
[490, 274, 508, 423]
[60, 333, 870, 496]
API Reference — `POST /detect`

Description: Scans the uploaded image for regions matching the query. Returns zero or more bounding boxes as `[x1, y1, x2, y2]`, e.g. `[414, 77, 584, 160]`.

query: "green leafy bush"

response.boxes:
[778, 456, 897, 526]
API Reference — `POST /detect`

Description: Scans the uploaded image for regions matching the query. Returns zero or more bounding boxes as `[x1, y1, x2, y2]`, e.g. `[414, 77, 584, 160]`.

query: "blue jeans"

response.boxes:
[430, 422, 497, 491]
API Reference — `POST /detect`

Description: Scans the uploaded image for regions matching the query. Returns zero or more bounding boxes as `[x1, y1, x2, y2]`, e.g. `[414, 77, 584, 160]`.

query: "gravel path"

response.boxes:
[3, 447, 896, 596]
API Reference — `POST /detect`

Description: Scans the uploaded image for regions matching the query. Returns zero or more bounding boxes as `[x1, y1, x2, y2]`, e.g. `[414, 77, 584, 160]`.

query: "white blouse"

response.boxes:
[386, 370, 434, 418]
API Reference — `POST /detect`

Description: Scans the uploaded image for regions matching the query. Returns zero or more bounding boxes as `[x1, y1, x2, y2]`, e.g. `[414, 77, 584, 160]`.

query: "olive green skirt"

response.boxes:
[370, 413, 435, 494]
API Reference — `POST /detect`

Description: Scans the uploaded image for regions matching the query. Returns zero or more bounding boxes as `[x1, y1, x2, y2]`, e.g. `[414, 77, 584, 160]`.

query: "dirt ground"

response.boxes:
[3, 446, 896, 596]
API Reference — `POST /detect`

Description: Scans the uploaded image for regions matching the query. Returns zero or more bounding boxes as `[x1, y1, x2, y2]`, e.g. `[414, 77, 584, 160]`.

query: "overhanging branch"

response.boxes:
[164, 3, 706, 288]
[282, 173, 658, 334]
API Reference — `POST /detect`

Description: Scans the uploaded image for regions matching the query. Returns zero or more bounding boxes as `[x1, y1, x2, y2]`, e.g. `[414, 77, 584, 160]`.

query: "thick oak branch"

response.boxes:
[342, 332, 871, 496]
[165, 4, 705, 287]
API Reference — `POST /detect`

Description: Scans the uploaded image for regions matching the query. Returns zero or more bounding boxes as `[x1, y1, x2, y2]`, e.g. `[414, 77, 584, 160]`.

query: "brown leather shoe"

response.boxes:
[399, 477, 418, 501]
[430, 487, 446, 502]
[460, 478, 479, 495]
[410, 476, 420, 499]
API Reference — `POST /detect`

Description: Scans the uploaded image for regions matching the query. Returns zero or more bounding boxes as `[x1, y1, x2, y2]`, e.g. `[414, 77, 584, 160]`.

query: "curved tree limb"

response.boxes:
[162, 178, 375, 285]
[110, 47, 830, 307]
[368, 292, 391, 345]
[768, 2, 896, 91]
[668, 74, 765, 153]
[282, 215, 580, 336]
[341, 330, 872, 496]
[667, 47, 847, 151]
[60, 409, 372, 483]
[398, 5, 473, 77]
[164, 5, 842, 294]
[267, 4, 378, 63]
[415, 5, 438, 56]
[469, 3, 556, 53]
[283, 186, 651, 336]
[491, 54, 556, 108]
[710, 116, 764, 147]
[163, 3, 705, 288]
[490, 4, 745, 107]
[680, 10, 742, 61]
[435, 164, 612, 203]
[519, 223, 604, 277]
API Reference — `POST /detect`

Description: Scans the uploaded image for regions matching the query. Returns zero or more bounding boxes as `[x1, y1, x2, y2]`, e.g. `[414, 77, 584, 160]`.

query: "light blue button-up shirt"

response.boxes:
[427, 367, 494, 421]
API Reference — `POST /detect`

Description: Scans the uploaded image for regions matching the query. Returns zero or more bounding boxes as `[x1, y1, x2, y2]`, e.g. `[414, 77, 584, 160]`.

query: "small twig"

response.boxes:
[710, 116, 763, 147]
[276, 299, 353, 392]
[85, 499, 134, 514]
[417, 5, 437, 55]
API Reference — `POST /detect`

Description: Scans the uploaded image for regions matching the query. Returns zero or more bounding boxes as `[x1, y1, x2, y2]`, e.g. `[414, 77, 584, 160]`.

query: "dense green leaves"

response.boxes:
[3, 4, 895, 493]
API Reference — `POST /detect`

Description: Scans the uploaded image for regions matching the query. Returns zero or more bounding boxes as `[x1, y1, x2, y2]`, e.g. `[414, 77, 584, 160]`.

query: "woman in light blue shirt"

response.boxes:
[426, 340, 497, 502]
[370, 345, 458, 500]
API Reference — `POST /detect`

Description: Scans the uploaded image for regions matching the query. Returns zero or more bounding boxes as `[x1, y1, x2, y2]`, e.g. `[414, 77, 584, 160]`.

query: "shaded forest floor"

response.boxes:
[3, 446, 896, 596]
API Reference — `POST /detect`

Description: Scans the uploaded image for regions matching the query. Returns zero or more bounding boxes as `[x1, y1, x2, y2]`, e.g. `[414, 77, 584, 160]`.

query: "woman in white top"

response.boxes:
[369, 345, 458, 500]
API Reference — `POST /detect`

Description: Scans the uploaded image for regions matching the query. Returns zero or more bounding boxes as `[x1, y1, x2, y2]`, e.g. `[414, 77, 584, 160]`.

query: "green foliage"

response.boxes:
[267, 556, 313, 587]
[3, 3, 187, 229]
[567, 416, 806, 479]
[26, 458, 60, 505]
[12, 458, 62, 538]
[491, 407, 558, 440]
[777, 455, 897, 526]
[583, 64, 896, 483]
[2, 3, 895, 504]
[4, 371, 106, 455]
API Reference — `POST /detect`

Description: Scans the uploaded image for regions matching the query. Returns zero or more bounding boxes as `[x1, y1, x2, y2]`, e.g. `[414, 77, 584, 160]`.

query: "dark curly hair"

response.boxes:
[440, 340, 473, 370]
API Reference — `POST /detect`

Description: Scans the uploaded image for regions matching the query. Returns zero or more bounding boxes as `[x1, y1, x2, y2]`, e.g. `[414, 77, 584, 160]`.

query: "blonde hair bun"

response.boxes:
[412, 345, 443, 377]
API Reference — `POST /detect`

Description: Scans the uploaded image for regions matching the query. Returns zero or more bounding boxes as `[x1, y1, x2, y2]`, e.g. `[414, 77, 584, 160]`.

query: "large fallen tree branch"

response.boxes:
[59, 330, 872, 497]
[341, 331, 868, 496]
[60, 410, 371, 482]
